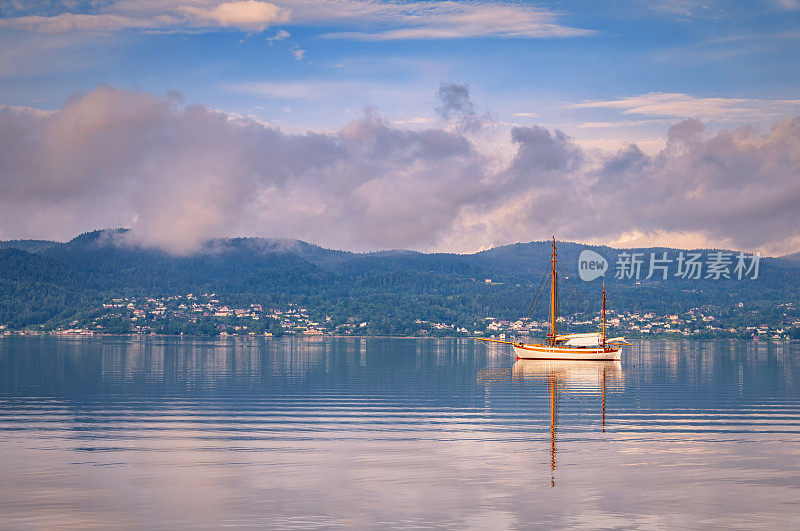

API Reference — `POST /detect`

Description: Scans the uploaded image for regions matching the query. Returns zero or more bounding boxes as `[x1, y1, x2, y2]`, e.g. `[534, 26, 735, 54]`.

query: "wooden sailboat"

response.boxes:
[480, 237, 630, 361]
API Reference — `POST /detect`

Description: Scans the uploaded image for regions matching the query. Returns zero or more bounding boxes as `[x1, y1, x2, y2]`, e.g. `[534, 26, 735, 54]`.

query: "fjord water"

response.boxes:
[1, 337, 798, 528]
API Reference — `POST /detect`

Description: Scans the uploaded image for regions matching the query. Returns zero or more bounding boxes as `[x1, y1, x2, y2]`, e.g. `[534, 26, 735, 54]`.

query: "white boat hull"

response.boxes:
[513, 343, 621, 361]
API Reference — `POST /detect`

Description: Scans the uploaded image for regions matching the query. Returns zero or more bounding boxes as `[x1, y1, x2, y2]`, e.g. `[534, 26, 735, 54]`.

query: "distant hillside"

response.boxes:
[0, 239, 63, 253]
[0, 248, 90, 327]
[1, 229, 799, 332]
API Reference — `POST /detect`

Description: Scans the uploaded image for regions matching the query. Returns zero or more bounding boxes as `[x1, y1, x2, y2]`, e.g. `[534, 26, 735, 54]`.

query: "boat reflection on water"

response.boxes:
[512, 360, 623, 487]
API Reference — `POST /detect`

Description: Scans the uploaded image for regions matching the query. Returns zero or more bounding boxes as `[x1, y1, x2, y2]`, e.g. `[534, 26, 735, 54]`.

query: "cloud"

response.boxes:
[292, 46, 305, 60]
[436, 83, 474, 121]
[180, 1, 289, 31]
[0, 104, 55, 117]
[0, 13, 177, 33]
[1, 85, 800, 255]
[224, 79, 408, 100]
[267, 28, 289, 42]
[0, 1, 592, 40]
[316, 1, 594, 40]
[577, 120, 671, 128]
[0, 1, 288, 33]
[777, 0, 800, 10]
[393, 116, 431, 125]
[0, 86, 488, 253]
[650, 0, 711, 18]
[435, 82, 488, 132]
[567, 92, 800, 122]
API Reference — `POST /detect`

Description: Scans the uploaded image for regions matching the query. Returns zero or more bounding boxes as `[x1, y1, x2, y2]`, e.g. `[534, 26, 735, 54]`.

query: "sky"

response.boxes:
[1, 0, 800, 255]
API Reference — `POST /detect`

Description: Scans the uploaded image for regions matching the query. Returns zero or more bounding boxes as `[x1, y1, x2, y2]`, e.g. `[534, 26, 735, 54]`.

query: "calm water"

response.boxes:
[1, 337, 798, 529]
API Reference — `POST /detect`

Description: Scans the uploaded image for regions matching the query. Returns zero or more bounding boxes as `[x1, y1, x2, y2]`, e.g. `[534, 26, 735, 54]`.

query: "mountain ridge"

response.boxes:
[1, 229, 798, 333]
[2, 228, 794, 263]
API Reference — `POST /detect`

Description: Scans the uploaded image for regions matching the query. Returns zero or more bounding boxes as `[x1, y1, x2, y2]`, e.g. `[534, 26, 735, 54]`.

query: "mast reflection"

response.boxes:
[513, 360, 623, 487]
[549, 370, 557, 487]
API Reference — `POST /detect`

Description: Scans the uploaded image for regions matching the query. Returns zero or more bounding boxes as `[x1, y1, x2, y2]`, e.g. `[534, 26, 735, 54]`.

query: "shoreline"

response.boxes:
[1, 332, 796, 343]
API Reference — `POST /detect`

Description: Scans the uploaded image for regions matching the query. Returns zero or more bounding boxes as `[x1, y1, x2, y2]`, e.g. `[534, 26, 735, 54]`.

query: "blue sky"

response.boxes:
[1, 1, 800, 253]
[3, 1, 799, 142]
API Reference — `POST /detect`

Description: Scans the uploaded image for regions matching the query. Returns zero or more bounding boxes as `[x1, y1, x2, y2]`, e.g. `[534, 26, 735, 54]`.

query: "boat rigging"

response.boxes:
[479, 237, 630, 361]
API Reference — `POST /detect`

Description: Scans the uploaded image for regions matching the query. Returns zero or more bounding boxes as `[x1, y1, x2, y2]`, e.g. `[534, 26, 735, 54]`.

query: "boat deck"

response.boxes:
[513, 342, 621, 361]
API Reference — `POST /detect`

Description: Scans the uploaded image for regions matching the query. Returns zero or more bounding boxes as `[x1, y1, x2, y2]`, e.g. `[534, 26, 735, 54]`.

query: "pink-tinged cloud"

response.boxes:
[1, 84, 799, 255]
[0, 1, 590, 39]
[180, 1, 289, 31]
[0, 1, 288, 33]
[567, 92, 800, 121]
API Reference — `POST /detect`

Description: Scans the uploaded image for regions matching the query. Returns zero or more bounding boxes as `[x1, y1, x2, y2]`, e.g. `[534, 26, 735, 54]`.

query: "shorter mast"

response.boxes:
[601, 281, 607, 349]
[549, 237, 557, 347]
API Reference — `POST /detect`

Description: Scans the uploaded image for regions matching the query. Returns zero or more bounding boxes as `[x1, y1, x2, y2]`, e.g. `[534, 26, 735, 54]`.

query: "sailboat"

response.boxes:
[479, 237, 630, 361]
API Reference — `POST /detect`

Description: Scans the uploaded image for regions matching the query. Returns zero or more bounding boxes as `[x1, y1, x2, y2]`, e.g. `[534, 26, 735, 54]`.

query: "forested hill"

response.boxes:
[1, 229, 799, 332]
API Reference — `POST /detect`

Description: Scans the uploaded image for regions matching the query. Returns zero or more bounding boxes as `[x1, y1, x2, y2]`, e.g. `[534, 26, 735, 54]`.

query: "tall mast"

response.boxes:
[602, 281, 607, 349]
[550, 236, 557, 346]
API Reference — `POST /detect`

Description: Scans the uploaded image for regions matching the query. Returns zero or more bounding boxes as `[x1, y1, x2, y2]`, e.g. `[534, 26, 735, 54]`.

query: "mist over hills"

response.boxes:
[1, 229, 799, 333]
